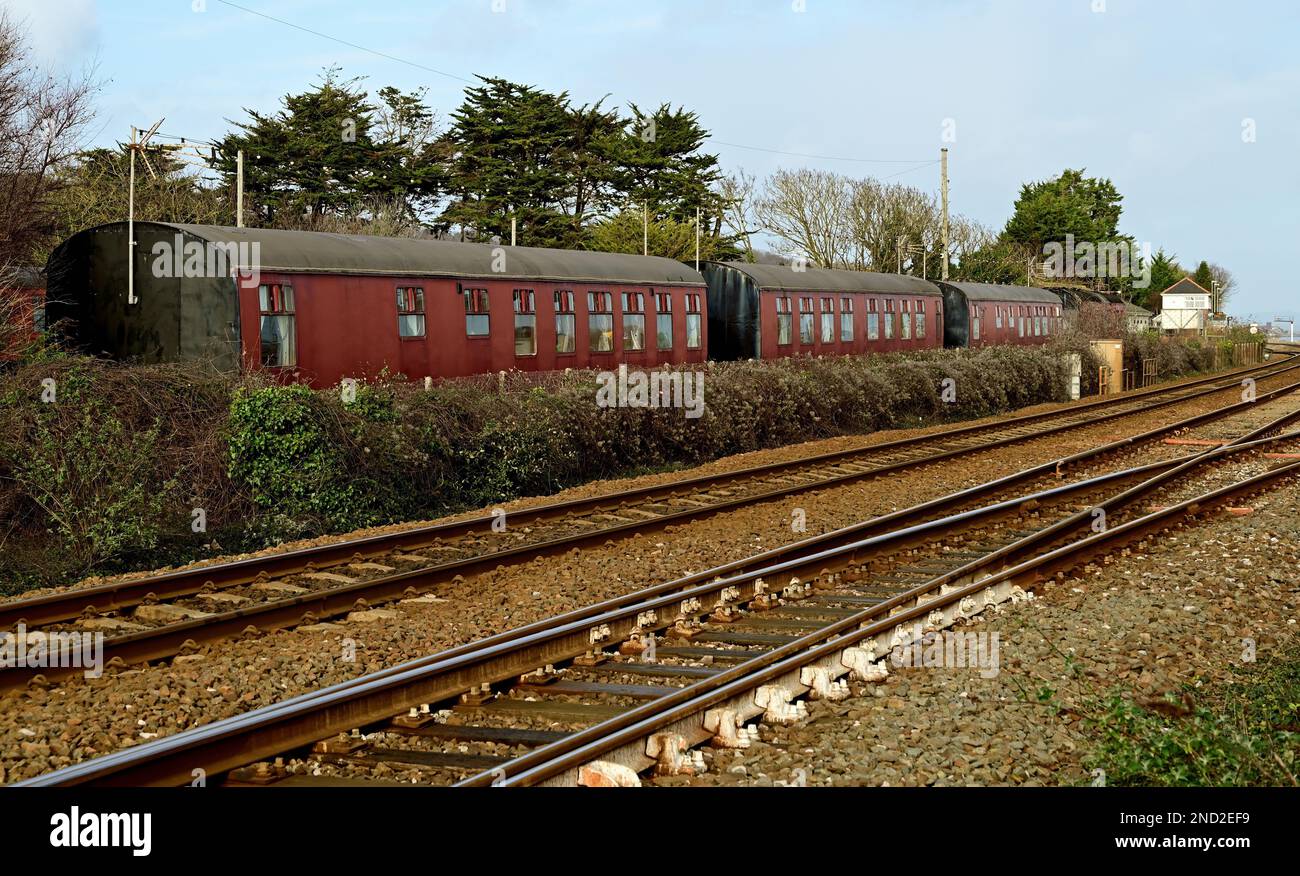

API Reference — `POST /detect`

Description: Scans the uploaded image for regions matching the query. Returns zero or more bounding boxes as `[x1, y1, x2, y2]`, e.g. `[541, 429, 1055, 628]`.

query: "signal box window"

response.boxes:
[464, 288, 490, 337]
[588, 291, 614, 352]
[622, 291, 646, 351]
[686, 293, 703, 349]
[655, 292, 673, 350]
[776, 297, 793, 345]
[555, 290, 576, 353]
[513, 289, 536, 356]
[259, 283, 296, 367]
[397, 287, 425, 338]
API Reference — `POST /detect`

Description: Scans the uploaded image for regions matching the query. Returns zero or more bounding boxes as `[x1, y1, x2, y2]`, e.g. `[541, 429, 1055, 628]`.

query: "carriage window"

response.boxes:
[1018, 315, 1025, 337]
[464, 288, 490, 337]
[971, 305, 980, 341]
[655, 292, 673, 350]
[685, 293, 703, 350]
[396, 287, 425, 338]
[622, 291, 646, 351]
[513, 289, 536, 356]
[840, 297, 854, 342]
[259, 283, 296, 367]
[901, 300, 913, 340]
[799, 297, 814, 345]
[820, 297, 834, 343]
[867, 311, 880, 341]
[995, 306, 1003, 330]
[915, 300, 926, 339]
[776, 297, 793, 345]
[884, 301, 894, 340]
[555, 290, 576, 354]
[588, 291, 614, 352]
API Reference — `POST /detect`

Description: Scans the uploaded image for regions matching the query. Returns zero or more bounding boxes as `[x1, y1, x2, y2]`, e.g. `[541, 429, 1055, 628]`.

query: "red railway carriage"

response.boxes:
[45, 222, 707, 387]
[937, 282, 1063, 349]
[700, 261, 944, 361]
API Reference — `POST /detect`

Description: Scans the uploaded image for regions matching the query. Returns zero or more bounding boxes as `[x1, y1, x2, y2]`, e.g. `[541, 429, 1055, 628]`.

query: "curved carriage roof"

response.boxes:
[710, 261, 942, 296]
[64, 222, 706, 286]
[940, 281, 1060, 304]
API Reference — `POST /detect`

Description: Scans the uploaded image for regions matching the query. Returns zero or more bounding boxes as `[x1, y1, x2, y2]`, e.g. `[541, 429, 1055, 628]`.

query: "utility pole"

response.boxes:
[643, 202, 649, 257]
[128, 126, 136, 305]
[940, 147, 950, 281]
[695, 206, 701, 271]
[126, 119, 164, 306]
[511, 216, 517, 247]
[236, 149, 244, 228]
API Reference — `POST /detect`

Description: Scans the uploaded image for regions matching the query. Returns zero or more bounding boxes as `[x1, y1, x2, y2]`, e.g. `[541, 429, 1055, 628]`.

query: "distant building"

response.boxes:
[1156, 277, 1212, 336]
[1124, 302, 1153, 332]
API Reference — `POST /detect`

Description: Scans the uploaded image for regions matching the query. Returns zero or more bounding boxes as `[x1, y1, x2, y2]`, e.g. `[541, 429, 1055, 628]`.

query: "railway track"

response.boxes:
[17, 390, 1300, 787]
[1, 357, 1295, 689]
[480, 439, 1300, 788]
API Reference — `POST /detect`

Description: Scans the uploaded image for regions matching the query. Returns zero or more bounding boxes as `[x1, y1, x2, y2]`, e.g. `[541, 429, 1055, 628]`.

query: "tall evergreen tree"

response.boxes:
[437, 76, 578, 246]
[613, 103, 722, 221]
[1144, 249, 1186, 309]
[1003, 168, 1125, 252]
[1191, 260, 1215, 293]
[211, 68, 436, 227]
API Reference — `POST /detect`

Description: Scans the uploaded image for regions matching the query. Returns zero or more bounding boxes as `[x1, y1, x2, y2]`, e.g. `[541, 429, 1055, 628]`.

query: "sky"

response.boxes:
[8, 0, 1298, 322]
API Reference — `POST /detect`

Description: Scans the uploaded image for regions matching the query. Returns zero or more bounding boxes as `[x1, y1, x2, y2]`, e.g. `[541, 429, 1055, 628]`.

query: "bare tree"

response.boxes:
[0, 12, 98, 265]
[754, 168, 854, 267]
[717, 169, 762, 262]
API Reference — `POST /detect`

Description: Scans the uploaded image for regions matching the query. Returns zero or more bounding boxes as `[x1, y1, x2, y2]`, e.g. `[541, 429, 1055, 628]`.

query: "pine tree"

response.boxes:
[211, 68, 436, 228]
[1144, 249, 1186, 309]
[1191, 260, 1214, 293]
[1003, 168, 1125, 252]
[437, 77, 578, 247]
[613, 103, 722, 221]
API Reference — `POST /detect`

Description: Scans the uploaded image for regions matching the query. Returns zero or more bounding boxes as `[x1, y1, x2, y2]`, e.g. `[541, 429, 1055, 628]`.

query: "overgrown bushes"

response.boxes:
[0, 335, 1239, 591]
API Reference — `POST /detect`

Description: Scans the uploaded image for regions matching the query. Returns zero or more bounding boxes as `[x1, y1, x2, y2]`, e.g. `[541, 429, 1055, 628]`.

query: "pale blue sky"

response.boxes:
[9, 0, 1298, 321]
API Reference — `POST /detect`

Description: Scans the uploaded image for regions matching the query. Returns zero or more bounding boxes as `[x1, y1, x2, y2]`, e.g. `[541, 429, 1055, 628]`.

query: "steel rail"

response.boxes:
[478, 434, 1300, 786]
[2, 356, 1291, 632]
[18, 410, 1300, 787]
[7, 373, 1300, 691]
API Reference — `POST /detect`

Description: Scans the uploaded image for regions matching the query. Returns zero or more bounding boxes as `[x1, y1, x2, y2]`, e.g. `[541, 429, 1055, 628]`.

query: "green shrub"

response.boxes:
[1084, 643, 1300, 786]
[0, 333, 1220, 591]
[227, 384, 369, 531]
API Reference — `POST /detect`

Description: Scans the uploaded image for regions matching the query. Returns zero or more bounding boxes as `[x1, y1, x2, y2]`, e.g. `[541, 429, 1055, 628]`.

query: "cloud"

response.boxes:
[4, 0, 100, 62]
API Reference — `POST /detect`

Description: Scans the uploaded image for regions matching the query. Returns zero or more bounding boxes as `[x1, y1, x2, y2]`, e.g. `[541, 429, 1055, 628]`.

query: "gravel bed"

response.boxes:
[1, 372, 1296, 784]
[664, 468, 1299, 787]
